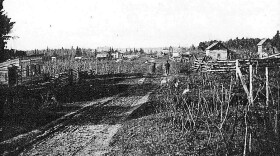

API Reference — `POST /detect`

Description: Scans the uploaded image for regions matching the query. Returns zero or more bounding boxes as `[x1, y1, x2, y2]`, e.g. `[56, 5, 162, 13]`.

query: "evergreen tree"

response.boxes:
[0, 0, 15, 62]
[75, 46, 82, 57]
[198, 42, 207, 50]
[272, 30, 280, 51]
[139, 48, 144, 54]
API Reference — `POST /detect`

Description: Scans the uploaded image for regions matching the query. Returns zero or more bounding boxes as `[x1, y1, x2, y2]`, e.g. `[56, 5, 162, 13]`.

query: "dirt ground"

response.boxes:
[2, 76, 160, 156]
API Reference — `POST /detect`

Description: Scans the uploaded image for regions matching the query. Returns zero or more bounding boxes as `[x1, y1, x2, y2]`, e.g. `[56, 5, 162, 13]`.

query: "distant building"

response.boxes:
[112, 51, 122, 59]
[169, 46, 187, 57]
[51, 56, 56, 62]
[74, 56, 82, 60]
[162, 48, 170, 55]
[96, 52, 109, 60]
[257, 38, 275, 58]
[205, 42, 233, 60]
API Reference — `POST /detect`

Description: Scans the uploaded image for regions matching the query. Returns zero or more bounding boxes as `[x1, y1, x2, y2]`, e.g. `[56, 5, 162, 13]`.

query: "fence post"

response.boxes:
[95, 60, 98, 75]
[236, 59, 239, 81]
[249, 65, 253, 105]
[276, 83, 279, 136]
[68, 69, 73, 85]
[249, 65, 253, 154]
[266, 67, 269, 107]
[21, 64, 23, 84]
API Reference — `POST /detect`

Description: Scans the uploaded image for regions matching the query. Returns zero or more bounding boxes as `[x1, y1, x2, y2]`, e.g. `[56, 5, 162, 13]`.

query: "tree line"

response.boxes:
[197, 30, 280, 55]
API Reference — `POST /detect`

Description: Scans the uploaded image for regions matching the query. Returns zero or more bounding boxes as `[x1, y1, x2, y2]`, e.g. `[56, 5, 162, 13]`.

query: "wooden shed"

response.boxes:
[205, 42, 233, 60]
[257, 38, 275, 58]
[0, 56, 44, 86]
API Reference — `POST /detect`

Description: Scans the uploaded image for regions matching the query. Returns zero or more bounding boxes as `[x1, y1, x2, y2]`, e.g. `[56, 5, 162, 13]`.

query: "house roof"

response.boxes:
[257, 38, 268, 46]
[205, 42, 227, 50]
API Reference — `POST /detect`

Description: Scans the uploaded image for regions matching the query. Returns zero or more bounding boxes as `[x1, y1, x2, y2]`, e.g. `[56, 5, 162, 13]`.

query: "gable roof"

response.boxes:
[257, 38, 268, 46]
[206, 42, 227, 50]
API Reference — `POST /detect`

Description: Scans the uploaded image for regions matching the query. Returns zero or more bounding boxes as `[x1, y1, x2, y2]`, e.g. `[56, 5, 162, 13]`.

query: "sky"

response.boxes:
[3, 0, 280, 50]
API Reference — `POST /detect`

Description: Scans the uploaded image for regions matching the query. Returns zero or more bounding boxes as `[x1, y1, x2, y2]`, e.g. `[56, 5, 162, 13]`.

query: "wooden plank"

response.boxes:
[266, 67, 269, 107]
[207, 69, 235, 72]
[213, 66, 236, 69]
[236, 59, 239, 80]
[236, 66, 252, 105]
[261, 53, 280, 59]
[249, 65, 253, 105]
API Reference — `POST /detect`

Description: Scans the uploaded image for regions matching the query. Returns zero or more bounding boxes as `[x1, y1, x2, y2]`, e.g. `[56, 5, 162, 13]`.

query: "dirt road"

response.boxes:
[18, 78, 156, 156]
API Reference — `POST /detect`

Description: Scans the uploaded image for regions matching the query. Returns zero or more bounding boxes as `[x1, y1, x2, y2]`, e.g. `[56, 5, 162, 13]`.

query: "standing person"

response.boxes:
[151, 62, 156, 74]
[165, 60, 170, 76]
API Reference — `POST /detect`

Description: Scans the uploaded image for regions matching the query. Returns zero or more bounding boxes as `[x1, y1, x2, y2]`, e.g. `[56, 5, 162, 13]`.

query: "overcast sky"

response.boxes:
[4, 0, 280, 50]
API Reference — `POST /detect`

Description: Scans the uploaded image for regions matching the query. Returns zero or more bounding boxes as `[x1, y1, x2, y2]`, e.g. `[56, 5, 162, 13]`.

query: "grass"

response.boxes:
[108, 70, 280, 156]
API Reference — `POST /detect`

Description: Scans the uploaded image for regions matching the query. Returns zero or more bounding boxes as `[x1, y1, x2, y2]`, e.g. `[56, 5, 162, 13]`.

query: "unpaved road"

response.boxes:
[18, 78, 156, 156]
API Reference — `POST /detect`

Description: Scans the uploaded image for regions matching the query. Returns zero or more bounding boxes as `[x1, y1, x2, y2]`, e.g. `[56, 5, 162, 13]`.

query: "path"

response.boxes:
[18, 77, 156, 156]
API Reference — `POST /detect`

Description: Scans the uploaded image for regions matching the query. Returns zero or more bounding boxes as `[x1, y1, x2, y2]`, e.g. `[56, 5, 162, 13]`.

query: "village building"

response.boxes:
[74, 56, 82, 61]
[96, 52, 109, 60]
[205, 42, 234, 60]
[112, 51, 123, 59]
[168, 46, 189, 62]
[257, 38, 276, 58]
[51, 56, 57, 62]
[161, 48, 170, 56]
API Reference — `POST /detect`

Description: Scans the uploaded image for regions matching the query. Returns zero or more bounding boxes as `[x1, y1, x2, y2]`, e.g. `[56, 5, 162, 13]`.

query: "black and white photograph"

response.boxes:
[1, 0, 280, 155]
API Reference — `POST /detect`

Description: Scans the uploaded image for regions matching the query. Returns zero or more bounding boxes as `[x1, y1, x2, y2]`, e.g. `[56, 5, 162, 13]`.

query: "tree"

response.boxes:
[271, 30, 280, 51]
[139, 48, 144, 54]
[75, 46, 82, 57]
[198, 42, 207, 50]
[189, 44, 195, 50]
[0, 0, 15, 62]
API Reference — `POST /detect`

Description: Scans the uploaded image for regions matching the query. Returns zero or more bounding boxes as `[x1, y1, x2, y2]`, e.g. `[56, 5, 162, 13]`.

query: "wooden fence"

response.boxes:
[192, 57, 280, 155]
[0, 57, 44, 86]
[192, 58, 280, 73]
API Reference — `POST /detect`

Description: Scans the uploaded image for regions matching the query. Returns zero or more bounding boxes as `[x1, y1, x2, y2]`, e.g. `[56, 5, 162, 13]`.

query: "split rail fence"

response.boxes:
[192, 58, 280, 104]
[193, 58, 280, 155]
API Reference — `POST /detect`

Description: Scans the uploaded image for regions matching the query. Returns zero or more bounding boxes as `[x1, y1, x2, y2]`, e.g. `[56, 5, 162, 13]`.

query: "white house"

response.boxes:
[96, 52, 109, 60]
[205, 42, 233, 60]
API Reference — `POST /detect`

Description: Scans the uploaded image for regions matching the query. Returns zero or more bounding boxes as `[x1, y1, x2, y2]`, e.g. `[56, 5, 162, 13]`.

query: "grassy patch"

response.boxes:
[109, 72, 280, 155]
[109, 113, 226, 156]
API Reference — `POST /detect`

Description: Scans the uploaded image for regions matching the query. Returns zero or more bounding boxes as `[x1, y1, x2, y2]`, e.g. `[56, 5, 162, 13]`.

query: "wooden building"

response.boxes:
[96, 52, 109, 60]
[205, 42, 233, 60]
[257, 38, 275, 58]
[0, 56, 44, 86]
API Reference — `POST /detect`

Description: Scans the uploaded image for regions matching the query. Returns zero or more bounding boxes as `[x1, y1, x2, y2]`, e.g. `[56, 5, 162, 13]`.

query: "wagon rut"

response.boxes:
[19, 79, 154, 156]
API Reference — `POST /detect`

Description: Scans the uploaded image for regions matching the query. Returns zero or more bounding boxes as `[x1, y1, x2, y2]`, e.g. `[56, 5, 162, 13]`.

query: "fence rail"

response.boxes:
[192, 58, 280, 73]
